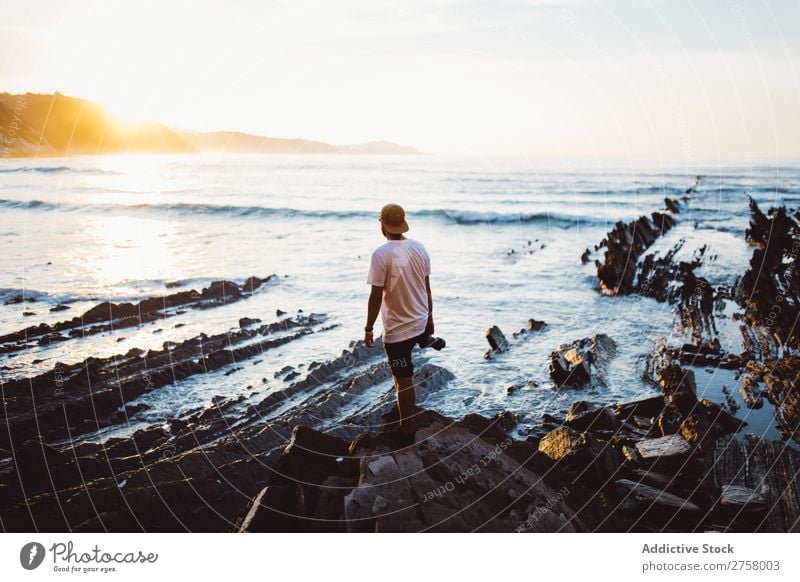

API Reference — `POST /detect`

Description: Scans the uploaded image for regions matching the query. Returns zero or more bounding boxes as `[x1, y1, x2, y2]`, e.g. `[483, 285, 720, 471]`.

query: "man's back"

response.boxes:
[367, 237, 430, 343]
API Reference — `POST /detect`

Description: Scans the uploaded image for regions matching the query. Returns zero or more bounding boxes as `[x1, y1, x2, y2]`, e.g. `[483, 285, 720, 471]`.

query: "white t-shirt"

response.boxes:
[367, 237, 431, 344]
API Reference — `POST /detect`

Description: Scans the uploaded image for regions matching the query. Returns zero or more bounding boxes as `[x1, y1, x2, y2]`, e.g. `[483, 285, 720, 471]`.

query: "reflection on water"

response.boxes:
[77, 215, 180, 285]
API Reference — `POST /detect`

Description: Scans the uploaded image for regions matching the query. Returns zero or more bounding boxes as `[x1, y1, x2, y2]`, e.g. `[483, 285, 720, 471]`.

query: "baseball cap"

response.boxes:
[378, 203, 409, 234]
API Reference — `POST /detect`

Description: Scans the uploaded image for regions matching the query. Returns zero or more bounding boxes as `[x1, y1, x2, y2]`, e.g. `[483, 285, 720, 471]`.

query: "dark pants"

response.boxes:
[383, 331, 428, 378]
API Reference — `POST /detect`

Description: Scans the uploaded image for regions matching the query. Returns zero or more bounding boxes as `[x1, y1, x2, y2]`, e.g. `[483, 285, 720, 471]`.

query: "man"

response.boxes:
[365, 203, 445, 446]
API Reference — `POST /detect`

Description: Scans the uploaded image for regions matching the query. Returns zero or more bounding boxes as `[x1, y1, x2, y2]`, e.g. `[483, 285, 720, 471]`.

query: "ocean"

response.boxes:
[1, 154, 798, 442]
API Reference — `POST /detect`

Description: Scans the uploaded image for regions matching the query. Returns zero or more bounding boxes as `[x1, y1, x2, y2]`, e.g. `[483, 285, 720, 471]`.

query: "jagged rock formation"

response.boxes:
[0, 276, 274, 356]
[1, 339, 452, 531]
[549, 334, 617, 388]
[591, 188, 690, 295]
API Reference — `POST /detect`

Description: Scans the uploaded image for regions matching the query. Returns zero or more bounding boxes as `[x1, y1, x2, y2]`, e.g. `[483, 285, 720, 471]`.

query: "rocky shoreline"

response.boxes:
[1, 182, 798, 532]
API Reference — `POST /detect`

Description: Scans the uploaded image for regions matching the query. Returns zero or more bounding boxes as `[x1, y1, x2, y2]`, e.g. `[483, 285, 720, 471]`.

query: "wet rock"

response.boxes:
[594, 207, 679, 295]
[239, 317, 262, 328]
[549, 334, 617, 388]
[664, 197, 680, 213]
[512, 318, 547, 338]
[0, 275, 276, 356]
[656, 363, 697, 416]
[485, 325, 509, 354]
[739, 376, 764, 409]
[0, 313, 324, 450]
[737, 200, 799, 354]
[758, 356, 800, 443]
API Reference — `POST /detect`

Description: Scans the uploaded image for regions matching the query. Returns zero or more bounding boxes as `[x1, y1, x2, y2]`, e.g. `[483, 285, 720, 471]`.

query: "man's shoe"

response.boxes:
[419, 335, 446, 351]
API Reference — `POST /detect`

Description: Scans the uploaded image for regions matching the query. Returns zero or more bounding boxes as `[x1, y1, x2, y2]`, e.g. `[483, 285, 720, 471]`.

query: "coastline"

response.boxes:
[1, 178, 798, 533]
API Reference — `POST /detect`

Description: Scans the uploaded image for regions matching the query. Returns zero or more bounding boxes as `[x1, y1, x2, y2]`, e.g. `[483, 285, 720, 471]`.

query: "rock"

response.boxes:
[655, 404, 683, 436]
[270, 426, 350, 487]
[718, 485, 767, 510]
[635, 434, 692, 466]
[621, 445, 642, 465]
[343, 422, 583, 532]
[697, 399, 746, 434]
[565, 401, 619, 432]
[485, 325, 509, 353]
[739, 376, 764, 409]
[594, 209, 678, 295]
[679, 411, 715, 453]
[455, 413, 511, 443]
[538, 427, 620, 484]
[238, 317, 262, 328]
[614, 394, 665, 420]
[664, 197, 680, 213]
[242, 275, 269, 293]
[0, 274, 277, 356]
[550, 351, 590, 387]
[527, 318, 546, 331]
[759, 356, 800, 443]
[549, 334, 617, 388]
[737, 200, 799, 353]
[615, 479, 700, 514]
[713, 434, 800, 532]
[236, 410, 587, 533]
[657, 364, 697, 416]
[50, 304, 71, 312]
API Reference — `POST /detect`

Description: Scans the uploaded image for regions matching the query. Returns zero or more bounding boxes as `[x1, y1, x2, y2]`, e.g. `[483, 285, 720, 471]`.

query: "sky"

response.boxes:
[1, 0, 799, 157]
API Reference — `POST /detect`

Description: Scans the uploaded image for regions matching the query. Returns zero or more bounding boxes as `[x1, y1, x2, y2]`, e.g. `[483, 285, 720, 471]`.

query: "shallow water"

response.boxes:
[1, 154, 798, 439]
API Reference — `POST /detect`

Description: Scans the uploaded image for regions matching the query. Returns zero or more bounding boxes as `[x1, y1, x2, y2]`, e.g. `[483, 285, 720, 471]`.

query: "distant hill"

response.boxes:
[183, 131, 419, 155]
[0, 92, 419, 157]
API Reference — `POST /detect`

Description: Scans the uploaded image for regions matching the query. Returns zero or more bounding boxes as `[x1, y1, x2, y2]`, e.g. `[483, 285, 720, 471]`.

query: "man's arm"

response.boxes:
[364, 284, 383, 347]
[425, 275, 434, 335]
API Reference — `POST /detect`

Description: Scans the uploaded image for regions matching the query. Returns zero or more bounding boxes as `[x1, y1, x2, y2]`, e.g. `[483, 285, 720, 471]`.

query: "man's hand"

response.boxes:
[364, 330, 375, 347]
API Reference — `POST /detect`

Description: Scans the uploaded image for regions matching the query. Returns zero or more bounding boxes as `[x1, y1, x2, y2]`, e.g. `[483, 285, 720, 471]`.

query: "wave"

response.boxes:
[0, 197, 618, 227]
[0, 165, 119, 175]
[0, 287, 53, 304]
[416, 208, 612, 226]
[0, 199, 63, 211]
